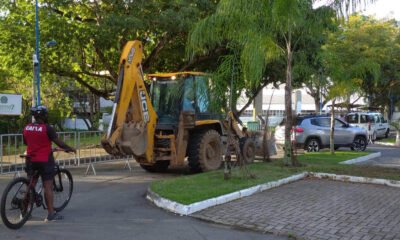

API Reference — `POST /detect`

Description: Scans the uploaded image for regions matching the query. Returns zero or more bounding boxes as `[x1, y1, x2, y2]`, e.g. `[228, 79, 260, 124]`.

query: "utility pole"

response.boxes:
[34, 0, 41, 106]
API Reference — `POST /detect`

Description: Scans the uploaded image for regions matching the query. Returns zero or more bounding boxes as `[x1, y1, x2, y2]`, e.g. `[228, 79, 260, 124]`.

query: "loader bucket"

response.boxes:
[120, 122, 148, 157]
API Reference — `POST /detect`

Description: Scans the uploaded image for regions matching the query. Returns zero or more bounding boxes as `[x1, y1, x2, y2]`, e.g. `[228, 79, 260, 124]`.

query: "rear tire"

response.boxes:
[385, 129, 390, 138]
[305, 138, 320, 152]
[188, 130, 222, 172]
[242, 139, 256, 164]
[351, 136, 367, 151]
[53, 169, 73, 212]
[1, 177, 34, 230]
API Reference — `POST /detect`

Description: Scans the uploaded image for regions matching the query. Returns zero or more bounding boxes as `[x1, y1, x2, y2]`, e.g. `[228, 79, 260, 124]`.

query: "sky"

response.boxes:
[361, 0, 400, 20]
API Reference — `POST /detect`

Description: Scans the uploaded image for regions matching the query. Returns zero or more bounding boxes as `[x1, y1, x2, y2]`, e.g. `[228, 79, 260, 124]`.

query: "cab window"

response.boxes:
[346, 114, 358, 124]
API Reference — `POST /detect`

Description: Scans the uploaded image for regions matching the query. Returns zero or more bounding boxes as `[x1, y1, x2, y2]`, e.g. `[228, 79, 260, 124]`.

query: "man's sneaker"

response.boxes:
[45, 212, 63, 222]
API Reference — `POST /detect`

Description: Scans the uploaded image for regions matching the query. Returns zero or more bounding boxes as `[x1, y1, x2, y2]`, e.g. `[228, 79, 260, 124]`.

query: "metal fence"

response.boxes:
[0, 131, 133, 175]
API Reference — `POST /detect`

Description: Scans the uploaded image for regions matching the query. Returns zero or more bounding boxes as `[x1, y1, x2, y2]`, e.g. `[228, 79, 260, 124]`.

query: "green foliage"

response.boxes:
[322, 15, 400, 107]
[0, 0, 219, 102]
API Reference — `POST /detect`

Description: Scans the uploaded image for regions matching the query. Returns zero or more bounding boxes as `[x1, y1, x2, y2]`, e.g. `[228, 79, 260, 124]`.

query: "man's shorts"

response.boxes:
[28, 157, 55, 181]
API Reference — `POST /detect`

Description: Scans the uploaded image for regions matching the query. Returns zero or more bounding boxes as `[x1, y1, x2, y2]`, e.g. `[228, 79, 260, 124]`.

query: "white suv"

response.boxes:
[345, 112, 390, 140]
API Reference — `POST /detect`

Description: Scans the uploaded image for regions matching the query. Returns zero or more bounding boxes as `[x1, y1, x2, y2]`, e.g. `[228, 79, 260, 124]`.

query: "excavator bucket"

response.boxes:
[101, 40, 157, 163]
[120, 122, 148, 156]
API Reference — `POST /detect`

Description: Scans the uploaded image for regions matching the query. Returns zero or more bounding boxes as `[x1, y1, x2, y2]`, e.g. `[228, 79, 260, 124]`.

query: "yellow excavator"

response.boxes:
[101, 40, 259, 172]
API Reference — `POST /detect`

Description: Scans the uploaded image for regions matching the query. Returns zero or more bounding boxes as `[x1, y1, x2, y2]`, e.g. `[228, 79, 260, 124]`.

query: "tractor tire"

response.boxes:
[242, 139, 256, 164]
[188, 130, 223, 173]
[140, 161, 170, 173]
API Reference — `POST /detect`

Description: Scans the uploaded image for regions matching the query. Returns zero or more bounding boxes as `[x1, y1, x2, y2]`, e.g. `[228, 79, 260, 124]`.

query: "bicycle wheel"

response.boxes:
[53, 169, 73, 212]
[0, 177, 34, 229]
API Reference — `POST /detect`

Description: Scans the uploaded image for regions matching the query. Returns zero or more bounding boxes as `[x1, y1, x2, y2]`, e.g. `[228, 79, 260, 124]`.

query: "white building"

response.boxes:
[237, 84, 367, 124]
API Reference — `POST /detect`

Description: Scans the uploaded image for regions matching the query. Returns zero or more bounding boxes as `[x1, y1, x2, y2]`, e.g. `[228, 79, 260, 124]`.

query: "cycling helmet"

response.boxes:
[30, 105, 48, 120]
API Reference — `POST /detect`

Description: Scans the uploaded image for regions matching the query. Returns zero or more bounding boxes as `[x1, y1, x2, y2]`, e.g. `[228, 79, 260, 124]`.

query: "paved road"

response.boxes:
[362, 143, 400, 168]
[0, 162, 285, 240]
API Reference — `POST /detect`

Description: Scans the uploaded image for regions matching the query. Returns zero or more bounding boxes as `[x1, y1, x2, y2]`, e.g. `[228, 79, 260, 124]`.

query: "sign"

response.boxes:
[0, 94, 22, 116]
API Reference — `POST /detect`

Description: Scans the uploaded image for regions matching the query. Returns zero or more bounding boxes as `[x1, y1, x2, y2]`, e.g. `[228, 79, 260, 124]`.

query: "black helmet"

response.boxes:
[30, 105, 48, 120]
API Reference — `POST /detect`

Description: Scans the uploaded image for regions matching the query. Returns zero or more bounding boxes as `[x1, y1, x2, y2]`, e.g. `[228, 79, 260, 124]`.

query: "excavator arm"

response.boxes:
[101, 41, 157, 163]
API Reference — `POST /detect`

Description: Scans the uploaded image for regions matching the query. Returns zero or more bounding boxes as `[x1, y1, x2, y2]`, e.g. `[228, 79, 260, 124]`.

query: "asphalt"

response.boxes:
[0, 162, 285, 240]
[1, 143, 399, 240]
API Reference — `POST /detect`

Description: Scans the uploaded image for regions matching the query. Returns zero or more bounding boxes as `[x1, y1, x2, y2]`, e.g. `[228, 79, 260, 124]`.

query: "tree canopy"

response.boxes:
[322, 15, 400, 112]
[0, 0, 219, 102]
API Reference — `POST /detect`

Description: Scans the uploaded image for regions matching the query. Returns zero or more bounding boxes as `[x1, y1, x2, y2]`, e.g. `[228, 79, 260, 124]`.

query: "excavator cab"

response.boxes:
[148, 72, 219, 128]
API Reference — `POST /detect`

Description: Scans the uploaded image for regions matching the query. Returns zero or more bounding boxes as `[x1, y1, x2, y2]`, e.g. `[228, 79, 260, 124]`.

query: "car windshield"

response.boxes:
[151, 78, 184, 124]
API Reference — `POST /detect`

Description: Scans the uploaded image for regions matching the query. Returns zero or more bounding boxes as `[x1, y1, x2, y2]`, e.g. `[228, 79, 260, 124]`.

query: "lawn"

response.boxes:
[378, 137, 395, 143]
[150, 151, 400, 205]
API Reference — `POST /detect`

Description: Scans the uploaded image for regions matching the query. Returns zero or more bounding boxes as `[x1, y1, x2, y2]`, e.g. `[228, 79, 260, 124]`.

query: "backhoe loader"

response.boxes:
[101, 40, 260, 172]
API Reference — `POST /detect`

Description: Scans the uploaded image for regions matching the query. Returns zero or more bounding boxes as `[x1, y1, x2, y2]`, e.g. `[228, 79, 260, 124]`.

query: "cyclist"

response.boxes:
[22, 105, 76, 222]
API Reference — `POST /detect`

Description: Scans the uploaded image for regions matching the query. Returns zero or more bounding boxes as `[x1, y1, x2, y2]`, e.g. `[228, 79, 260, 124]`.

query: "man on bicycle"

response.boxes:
[23, 105, 76, 222]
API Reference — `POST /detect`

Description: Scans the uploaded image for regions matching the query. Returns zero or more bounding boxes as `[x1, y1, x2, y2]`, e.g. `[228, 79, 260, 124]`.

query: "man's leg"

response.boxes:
[43, 180, 54, 215]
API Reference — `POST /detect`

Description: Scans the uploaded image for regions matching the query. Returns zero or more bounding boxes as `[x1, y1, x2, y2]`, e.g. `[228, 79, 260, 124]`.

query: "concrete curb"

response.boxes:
[146, 152, 397, 216]
[146, 172, 308, 216]
[375, 141, 396, 146]
[340, 152, 381, 164]
[309, 172, 400, 188]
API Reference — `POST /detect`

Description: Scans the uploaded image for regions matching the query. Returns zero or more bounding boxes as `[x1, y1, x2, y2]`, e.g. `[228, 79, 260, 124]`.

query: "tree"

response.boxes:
[188, 0, 376, 166]
[322, 15, 399, 113]
[0, 0, 219, 101]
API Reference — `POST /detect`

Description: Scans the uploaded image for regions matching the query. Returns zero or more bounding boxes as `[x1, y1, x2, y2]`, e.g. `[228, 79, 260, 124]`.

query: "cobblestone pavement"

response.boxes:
[192, 179, 400, 240]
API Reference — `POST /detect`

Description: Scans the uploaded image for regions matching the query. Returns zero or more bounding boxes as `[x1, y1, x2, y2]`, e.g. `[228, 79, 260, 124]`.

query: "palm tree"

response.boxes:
[188, 0, 376, 166]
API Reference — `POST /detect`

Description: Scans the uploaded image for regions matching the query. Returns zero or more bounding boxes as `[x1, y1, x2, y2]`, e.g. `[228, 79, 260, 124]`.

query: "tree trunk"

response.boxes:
[330, 99, 335, 154]
[314, 92, 321, 114]
[283, 44, 300, 166]
[396, 131, 400, 147]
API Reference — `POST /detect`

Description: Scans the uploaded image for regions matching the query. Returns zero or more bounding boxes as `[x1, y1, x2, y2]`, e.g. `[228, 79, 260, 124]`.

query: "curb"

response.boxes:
[375, 141, 397, 146]
[340, 152, 381, 164]
[146, 152, 396, 216]
[147, 172, 308, 216]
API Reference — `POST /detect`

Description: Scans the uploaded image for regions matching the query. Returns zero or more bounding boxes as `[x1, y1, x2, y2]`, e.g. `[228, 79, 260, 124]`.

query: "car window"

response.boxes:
[311, 118, 330, 127]
[334, 119, 345, 128]
[360, 114, 369, 123]
[346, 114, 358, 123]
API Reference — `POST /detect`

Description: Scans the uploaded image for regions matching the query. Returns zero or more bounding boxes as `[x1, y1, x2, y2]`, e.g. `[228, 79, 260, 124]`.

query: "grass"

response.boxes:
[150, 151, 400, 205]
[378, 137, 395, 143]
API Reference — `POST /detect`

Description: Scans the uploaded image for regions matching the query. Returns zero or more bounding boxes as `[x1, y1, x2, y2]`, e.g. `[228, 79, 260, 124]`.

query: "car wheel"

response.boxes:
[352, 136, 367, 151]
[305, 138, 320, 152]
[385, 129, 390, 138]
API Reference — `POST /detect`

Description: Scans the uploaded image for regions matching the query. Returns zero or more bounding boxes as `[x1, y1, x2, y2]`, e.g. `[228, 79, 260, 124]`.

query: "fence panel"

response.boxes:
[0, 131, 133, 174]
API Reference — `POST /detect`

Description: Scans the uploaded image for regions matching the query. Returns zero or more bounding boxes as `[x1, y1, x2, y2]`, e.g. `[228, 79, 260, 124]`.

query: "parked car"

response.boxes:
[344, 112, 390, 140]
[275, 115, 368, 152]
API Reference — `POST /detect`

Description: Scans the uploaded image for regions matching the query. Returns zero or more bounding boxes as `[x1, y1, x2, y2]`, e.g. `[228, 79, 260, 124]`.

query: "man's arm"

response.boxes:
[53, 138, 76, 153]
[47, 125, 76, 153]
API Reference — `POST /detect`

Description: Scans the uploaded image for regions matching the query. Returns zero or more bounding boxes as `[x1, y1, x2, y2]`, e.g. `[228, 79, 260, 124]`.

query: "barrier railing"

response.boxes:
[0, 131, 133, 175]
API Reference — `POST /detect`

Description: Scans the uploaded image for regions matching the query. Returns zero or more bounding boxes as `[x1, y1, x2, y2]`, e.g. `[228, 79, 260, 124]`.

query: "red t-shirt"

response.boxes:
[23, 123, 57, 162]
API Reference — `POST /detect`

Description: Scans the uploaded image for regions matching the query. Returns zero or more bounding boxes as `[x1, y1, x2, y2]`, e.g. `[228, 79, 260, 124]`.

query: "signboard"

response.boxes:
[0, 94, 22, 116]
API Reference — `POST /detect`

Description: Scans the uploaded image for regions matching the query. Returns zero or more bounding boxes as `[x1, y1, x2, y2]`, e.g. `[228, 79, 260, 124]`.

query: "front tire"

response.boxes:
[305, 138, 320, 152]
[351, 136, 367, 151]
[140, 161, 170, 173]
[53, 169, 73, 212]
[188, 130, 222, 172]
[1, 177, 34, 230]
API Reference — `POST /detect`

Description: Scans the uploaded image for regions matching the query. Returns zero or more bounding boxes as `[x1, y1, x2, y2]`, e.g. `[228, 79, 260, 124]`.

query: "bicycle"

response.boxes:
[0, 148, 73, 229]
